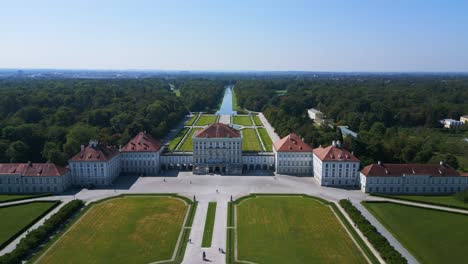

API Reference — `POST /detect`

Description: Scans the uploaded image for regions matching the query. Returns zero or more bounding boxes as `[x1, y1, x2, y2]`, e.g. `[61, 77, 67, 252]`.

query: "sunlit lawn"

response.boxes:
[179, 128, 201, 151]
[233, 116, 253, 126]
[242, 128, 262, 152]
[257, 128, 272, 151]
[195, 115, 217, 126]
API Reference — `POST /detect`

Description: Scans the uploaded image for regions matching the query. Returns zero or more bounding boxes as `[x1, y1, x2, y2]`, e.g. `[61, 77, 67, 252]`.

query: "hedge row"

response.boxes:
[0, 199, 84, 264]
[339, 200, 407, 264]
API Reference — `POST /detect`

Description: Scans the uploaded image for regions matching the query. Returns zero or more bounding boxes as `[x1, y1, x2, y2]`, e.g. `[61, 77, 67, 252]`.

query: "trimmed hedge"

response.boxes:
[339, 199, 407, 264]
[0, 199, 84, 264]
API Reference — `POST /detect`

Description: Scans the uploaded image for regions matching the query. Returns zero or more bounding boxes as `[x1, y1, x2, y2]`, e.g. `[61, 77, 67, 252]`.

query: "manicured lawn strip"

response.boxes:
[252, 115, 263, 126]
[235, 195, 368, 264]
[339, 200, 406, 264]
[232, 87, 241, 111]
[241, 128, 262, 152]
[36, 196, 189, 264]
[185, 115, 198, 126]
[0, 193, 52, 203]
[363, 201, 468, 264]
[168, 128, 189, 151]
[195, 115, 217, 126]
[372, 194, 468, 210]
[179, 128, 201, 151]
[233, 116, 253, 126]
[257, 128, 273, 151]
[201, 202, 217, 247]
[0, 201, 60, 250]
[0, 200, 83, 264]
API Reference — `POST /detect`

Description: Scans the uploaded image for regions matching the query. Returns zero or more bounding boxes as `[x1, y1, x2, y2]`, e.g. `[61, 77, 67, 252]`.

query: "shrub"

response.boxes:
[339, 199, 407, 264]
[455, 190, 468, 203]
[0, 199, 84, 264]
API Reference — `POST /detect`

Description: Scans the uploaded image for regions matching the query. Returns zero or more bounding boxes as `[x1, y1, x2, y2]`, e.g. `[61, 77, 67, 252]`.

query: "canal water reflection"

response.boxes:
[216, 85, 236, 115]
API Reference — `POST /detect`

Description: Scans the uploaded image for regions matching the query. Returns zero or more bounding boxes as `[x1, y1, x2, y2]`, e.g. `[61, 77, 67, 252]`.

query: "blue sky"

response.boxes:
[1, 0, 467, 71]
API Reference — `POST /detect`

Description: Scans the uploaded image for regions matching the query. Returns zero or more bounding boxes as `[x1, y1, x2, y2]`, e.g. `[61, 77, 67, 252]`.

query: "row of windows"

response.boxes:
[324, 179, 355, 185]
[0, 186, 60, 193]
[367, 177, 467, 185]
[369, 186, 465, 193]
[123, 160, 157, 167]
[324, 163, 357, 169]
[278, 153, 312, 158]
[0, 177, 60, 184]
[278, 161, 312, 166]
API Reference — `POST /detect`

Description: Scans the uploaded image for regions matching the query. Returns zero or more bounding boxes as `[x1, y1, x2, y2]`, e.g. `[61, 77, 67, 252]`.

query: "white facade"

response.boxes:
[307, 108, 324, 121]
[70, 155, 121, 186]
[440, 119, 464, 128]
[360, 174, 468, 194]
[313, 155, 360, 186]
[0, 172, 72, 194]
[275, 150, 313, 175]
[242, 154, 275, 170]
[121, 151, 161, 175]
[193, 136, 243, 174]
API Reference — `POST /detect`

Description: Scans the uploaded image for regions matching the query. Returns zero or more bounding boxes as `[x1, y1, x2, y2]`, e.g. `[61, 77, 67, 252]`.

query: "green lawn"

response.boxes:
[168, 128, 189, 151]
[0, 194, 47, 203]
[233, 116, 253, 126]
[252, 115, 263, 126]
[185, 115, 198, 126]
[242, 128, 263, 152]
[257, 128, 273, 151]
[388, 195, 468, 209]
[178, 128, 201, 151]
[195, 115, 218, 126]
[364, 202, 468, 264]
[201, 202, 217, 247]
[37, 196, 188, 264]
[235, 196, 367, 264]
[0, 202, 57, 247]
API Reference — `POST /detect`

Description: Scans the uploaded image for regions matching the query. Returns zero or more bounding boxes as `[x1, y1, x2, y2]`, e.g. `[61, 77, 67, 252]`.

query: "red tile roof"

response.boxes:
[70, 143, 119, 162]
[195, 123, 241, 138]
[121, 132, 162, 152]
[273, 133, 313, 152]
[0, 163, 69, 177]
[313, 145, 359, 162]
[361, 163, 461, 177]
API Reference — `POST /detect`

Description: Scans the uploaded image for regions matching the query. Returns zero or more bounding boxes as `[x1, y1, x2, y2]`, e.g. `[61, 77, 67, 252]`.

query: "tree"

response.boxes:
[63, 124, 99, 156]
[42, 142, 68, 165]
[445, 154, 459, 170]
[7, 141, 30, 162]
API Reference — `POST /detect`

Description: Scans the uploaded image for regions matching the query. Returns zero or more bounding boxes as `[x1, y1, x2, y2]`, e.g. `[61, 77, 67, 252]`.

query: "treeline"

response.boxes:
[173, 79, 227, 112]
[339, 200, 407, 264]
[0, 200, 84, 264]
[0, 78, 225, 165]
[235, 77, 468, 169]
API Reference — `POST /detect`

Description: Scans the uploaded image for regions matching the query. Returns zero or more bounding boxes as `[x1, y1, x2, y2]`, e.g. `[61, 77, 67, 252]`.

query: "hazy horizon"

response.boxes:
[2, 0, 468, 72]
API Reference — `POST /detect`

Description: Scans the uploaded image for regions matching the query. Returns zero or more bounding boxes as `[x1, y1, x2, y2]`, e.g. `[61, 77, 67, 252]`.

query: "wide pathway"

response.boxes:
[182, 194, 229, 264]
[353, 201, 419, 264]
[218, 115, 230, 125]
[258, 113, 280, 142]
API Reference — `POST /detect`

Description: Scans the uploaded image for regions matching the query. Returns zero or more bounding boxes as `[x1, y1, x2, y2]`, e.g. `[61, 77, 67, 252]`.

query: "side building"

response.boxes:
[0, 162, 71, 193]
[121, 132, 163, 176]
[274, 133, 313, 176]
[69, 140, 121, 187]
[360, 162, 468, 194]
[313, 141, 360, 187]
[193, 123, 243, 174]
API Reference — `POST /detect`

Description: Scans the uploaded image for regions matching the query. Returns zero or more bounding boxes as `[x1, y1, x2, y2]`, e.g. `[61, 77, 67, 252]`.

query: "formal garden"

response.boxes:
[363, 201, 468, 264]
[227, 195, 374, 264]
[34, 195, 196, 264]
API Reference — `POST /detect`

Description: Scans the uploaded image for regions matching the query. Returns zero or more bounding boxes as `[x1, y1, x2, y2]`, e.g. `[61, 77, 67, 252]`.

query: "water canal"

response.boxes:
[216, 85, 236, 115]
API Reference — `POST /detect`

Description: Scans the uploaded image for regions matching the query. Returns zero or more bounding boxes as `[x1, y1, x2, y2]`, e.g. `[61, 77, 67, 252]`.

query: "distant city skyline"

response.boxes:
[1, 0, 468, 72]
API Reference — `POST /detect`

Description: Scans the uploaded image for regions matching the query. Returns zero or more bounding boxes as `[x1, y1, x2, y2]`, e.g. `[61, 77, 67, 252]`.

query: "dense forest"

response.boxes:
[235, 76, 468, 171]
[0, 78, 225, 165]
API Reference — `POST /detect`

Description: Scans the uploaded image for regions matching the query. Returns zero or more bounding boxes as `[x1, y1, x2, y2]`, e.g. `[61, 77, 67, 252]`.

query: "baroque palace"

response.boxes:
[1, 123, 467, 194]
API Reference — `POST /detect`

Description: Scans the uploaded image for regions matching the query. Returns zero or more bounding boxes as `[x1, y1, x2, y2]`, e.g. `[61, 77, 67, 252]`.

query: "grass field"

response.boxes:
[242, 128, 263, 152]
[168, 127, 189, 151]
[388, 195, 468, 209]
[178, 128, 201, 151]
[0, 202, 57, 247]
[235, 196, 367, 264]
[0, 194, 46, 203]
[232, 87, 241, 112]
[364, 202, 468, 264]
[233, 116, 253, 126]
[257, 128, 273, 151]
[201, 202, 217, 247]
[37, 196, 188, 264]
[185, 115, 198, 126]
[195, 115, 217, 126]
[252, 115, 263, 126]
